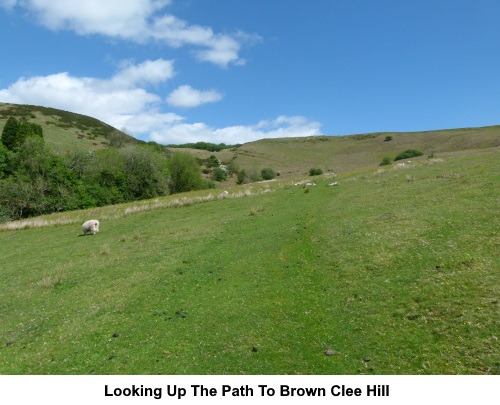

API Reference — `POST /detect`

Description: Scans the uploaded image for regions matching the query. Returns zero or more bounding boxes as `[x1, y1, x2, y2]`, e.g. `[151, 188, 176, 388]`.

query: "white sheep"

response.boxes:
[82, 219, 100, 236]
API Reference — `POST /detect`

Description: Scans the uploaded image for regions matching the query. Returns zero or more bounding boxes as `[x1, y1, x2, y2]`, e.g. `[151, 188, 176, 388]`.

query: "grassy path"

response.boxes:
[1, 153, 499, 374]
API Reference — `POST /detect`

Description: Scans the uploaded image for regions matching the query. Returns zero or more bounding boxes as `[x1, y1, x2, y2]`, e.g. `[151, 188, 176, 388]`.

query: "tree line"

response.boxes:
[165, 141, 240, 152]
[0, 117, 212, 221]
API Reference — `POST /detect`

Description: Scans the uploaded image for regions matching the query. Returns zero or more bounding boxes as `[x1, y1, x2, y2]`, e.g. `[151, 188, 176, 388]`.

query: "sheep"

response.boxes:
[82, 219, 99, 236]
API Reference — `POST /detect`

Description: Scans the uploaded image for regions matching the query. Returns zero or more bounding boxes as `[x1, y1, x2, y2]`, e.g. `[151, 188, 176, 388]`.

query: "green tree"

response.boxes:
[14, 136, 49, 178]
[1, 117, 43, 151]
[0, 142, 9, 177]
[207, 155, 220, 168]
[167, 152, 205, 193]
[2, 137, 80, 218]
[1, 117, 20, 151]
[121, 146, 170, 199]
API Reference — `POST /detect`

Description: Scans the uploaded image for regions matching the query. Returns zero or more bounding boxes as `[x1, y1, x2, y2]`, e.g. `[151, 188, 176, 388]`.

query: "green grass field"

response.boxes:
[1, 150, 498, 374]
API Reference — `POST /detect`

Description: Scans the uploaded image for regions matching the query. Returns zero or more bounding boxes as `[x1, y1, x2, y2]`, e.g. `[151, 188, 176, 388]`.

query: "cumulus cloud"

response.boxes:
[0, 58, 321, 145]
[112, 59, 176, 88]
[150, 115, 322, 145]
[2, 0, 255, 67]
[0, 58, 182, 133]
[166, 85, 223, 108]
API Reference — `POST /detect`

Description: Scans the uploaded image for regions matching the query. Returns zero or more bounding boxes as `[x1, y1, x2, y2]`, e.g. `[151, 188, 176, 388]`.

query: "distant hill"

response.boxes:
[1, 102, 499, 177]
[170, 125, 500, 178]
[0, 102, 141, 155]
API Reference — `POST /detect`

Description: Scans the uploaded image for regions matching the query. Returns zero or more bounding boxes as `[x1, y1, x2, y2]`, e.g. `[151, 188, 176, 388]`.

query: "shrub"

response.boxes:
[394, 149, 424, 161]
[247, 167, 262, 183]
[261, 167, 276, 180]
[120, 146, 170, 199]
[207, 155, 220, 168]
[204, 179, 217, 189]
[309, 168, 323, 176]
[226, 160, 239, 176]
[167, 152, 206, 193]
[384, 136, 393, 142]
[380, 157, 392, 166]
[236, 170, 247, 185]
[211, 166, 227, 182]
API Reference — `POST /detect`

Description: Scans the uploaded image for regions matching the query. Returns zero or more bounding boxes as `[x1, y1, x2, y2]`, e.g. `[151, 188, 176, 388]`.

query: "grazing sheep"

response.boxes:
[220, 190, 229, 198]
[82, 219, 99, 236]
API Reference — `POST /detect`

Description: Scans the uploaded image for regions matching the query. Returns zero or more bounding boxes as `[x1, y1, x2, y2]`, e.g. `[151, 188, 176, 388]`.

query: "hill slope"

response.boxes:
[0, 149, 498, 374]
[230, 126, 500, 176]
[0, 103, 140, 154]
[167, 126, 500, 179]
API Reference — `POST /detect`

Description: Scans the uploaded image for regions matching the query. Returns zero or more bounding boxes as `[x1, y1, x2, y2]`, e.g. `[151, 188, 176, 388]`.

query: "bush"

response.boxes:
[120, 146, 170, 200]
[207, 155, 220, 168]
[261, 167, 276, 180]
[211, 166, 227, 182]
[167, 152, 206, 194]
[380, 157, 392, 166]
[248, 168, 262, 182]
[309, 168, 323, 176]
[384, 136, 393, 142]
[236, 170, 247, 185]
[226, 160, 239, 176]
[394, 149, 424, 161]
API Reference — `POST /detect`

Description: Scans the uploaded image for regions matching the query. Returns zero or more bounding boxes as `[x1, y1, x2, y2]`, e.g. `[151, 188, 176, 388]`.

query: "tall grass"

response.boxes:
[0, 185, 276, 232]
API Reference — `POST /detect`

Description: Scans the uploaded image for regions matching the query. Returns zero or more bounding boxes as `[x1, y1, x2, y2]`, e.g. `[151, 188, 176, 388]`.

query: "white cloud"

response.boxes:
[0, 59, 321, 145]
[5, 0, 253, 67]
[0, 58, 181, 132]
[150, 115, 322, 145]
[112, 59, 176, 88]
[166, 85, 223, 108]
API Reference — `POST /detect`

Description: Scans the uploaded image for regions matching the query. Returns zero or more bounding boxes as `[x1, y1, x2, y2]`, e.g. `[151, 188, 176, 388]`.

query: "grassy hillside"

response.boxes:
[166, 126, 500, 182]
[230, 126, 500, 177]
[1, 102, 498, 177]
[0, 103, 139, 154]
[1, 150, 498, 374]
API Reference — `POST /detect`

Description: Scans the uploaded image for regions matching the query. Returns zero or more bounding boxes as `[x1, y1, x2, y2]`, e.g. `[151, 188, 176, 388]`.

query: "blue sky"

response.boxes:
[0, 0, 499, 144]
